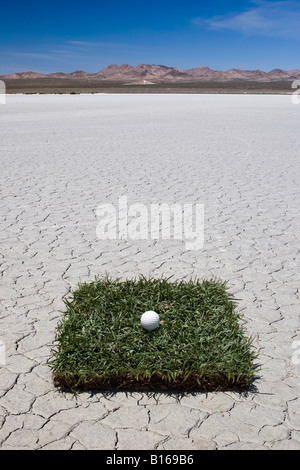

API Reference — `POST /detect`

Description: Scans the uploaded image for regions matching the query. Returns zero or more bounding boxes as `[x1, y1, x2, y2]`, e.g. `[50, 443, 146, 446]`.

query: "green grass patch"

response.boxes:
[49, 276, 258, 392]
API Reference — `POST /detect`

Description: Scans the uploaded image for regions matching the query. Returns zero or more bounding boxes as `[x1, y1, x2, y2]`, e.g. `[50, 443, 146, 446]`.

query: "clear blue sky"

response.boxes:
[1, 0, 300, 74]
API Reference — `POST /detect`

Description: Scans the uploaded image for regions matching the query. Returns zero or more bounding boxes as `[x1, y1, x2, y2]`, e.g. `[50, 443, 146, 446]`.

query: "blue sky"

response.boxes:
[1, 0, 300, 74]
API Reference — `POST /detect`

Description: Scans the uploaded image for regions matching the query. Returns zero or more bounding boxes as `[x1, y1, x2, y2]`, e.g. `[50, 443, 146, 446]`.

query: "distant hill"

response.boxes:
[2, 64, 300, 82]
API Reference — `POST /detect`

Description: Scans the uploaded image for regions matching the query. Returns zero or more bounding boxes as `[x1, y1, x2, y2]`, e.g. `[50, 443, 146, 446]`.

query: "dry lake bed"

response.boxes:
[0, 93, 300, 449]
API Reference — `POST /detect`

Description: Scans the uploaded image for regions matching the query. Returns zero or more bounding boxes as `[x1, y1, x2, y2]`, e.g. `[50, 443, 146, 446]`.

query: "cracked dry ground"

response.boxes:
[0, 94, 300, 450]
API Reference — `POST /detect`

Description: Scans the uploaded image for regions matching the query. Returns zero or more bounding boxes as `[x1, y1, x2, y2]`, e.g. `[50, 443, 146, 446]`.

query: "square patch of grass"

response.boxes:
[49, 276, 257, 392]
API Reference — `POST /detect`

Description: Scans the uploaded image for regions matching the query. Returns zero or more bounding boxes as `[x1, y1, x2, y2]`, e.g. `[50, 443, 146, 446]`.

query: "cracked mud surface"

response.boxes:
[0, 94, 300, 450]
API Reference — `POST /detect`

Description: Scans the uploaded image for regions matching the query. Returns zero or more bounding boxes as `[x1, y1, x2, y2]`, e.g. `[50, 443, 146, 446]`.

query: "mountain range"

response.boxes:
[2, 64, 300, 82]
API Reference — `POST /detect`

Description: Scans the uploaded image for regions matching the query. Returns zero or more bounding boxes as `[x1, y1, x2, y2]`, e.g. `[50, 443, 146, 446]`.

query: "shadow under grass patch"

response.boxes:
[49, 276, 258, 393]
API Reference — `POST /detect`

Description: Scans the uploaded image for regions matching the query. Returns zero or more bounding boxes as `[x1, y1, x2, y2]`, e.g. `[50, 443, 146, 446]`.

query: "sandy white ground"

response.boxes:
[0, 93, 299, 449]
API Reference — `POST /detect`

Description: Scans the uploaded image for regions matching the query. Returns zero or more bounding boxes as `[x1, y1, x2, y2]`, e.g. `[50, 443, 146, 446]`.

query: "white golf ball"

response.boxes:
[141, 311, 160, 331]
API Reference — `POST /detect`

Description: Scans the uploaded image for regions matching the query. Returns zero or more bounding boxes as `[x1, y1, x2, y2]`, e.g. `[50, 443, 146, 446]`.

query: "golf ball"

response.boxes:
[141, 311, 160, 331]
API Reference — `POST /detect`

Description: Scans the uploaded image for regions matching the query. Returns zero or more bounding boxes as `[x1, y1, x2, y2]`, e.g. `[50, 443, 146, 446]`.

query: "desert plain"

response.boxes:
[0, 93, 300, 449]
